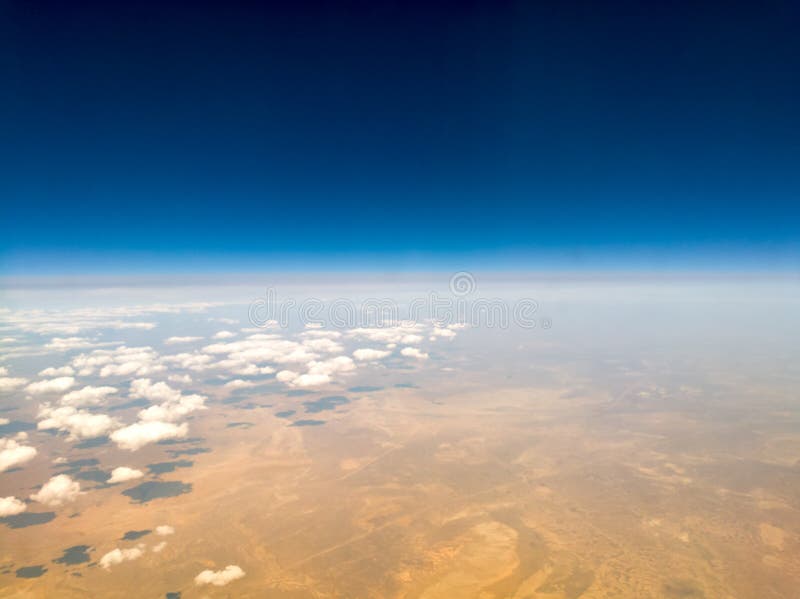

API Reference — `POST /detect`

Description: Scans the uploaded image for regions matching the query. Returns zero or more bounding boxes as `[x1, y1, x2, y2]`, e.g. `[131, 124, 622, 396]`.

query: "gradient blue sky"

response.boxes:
[1, 1, 798, 273]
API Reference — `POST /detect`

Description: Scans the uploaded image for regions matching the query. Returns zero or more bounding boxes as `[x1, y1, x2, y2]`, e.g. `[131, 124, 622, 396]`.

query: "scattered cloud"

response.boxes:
[107, 467, 144, 484]
[99, 545, 145, 569]
[25, 376, 76, 395]
[155, 524, 174, 536]
[136, 393, 206, 423]
[38, 365, 76, 376]
[60, 385, 118, 407]
[224, 379, 256, 389]
[45, 337, 103, 351]
[0, 438, 37, 472]
[160, 352, 212, 370]
[401, 347, 429, 360]
[37, 405, 120, 440]
[213, 330, 236, 339]
[353, 348, 391, 361]
[165, 336, 202, 345]
[152, 541, 167, 553]
[30, 474, 81, 506]
[0, 496, 27, 517]
[346, 324, 426, 344]
[130, 379, 182, 403]
[194, 565, 245, 586]
[202, 334, 318, 365]
[430, 327, 457, 339]
[301, 337, 343, 353]
[111, 421, 188, 451]
[73, 346, 164, 378]
[0, 377, 28, 392]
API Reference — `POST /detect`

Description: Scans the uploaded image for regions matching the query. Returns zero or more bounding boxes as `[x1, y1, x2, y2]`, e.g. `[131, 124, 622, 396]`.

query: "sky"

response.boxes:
[1, 0, 798, 273]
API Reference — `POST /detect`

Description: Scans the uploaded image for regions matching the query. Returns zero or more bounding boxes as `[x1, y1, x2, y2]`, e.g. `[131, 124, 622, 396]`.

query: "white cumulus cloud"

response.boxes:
[224, 379, 256, 389]
[38, 365, 76, 376]
[0, 377, 28, 392]
[37, 405, 120, 440]
[165, 336, 202, 345]
[0, 438, 37, 472]
[401, 347, 429, 360]
[25, 376, 76, 395]
[111, 420, 188, 451]
[107, 466, 144, 484]
[353, 348, 391, 361]
[155, 524, 174, 536]
[0, 496, 27, 517]
[60, 385, 118, 407]
[195, 565, 245, 586]
[99, 545, 145, 569]
[30, 474, 81, 506]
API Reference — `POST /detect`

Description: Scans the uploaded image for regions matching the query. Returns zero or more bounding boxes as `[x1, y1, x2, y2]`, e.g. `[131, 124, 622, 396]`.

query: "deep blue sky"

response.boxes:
[1, 0, 798, 273]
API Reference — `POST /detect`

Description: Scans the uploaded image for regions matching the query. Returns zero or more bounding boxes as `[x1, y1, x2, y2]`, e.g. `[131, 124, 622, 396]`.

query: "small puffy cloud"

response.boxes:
[277, 355, 355, 388]
[130, 379, 182, 403]
[165, 336, 202, 345]
[0, 377, 28, 391]
[60, 385, 118, 407]
[0, 367, 6, 375]
[195, 565, 245, 587]
[0, 438, 37, 472]
[37, 405, 120, 440]
[74, 346, 163, 378]
[152, 541, 167, 553]
[155, 524, 174, 536]
[202, 334, 318, 365]
[276, 370, 299, 383]
[100, 360, 164, 378]
[308, 356, 355, 376]
[30, 474, 81, 506]
[107, 467, 144, 484]
[212, 359, 274, 376]
[213, 317, 238, 325]
[301, 330, 342, 339]
[0, 338, 16, 344]
[45, 337, 98, 351]
[0, 418, 8, 426]
[353, 348, 391, 361]
[430, 327, 457, 339]
[213, 330, 236, 339]
[346, 324, 426, 344]
[290, 373, 331, 387]
[401, 347, 429, 360]
[25, 376, 76, 395]
[276, 370, 330, 388]
[137, 393, 206, 423]
[99, 545, 144, 570]
[160, 352, 212, 371]
[224, 379, 256, 389]
[0, 496, 27, 517]
[111, 421, 188, 451]
[168, 373, 192, 384]
[301, 337, 343, 353]
[38, 365, 76, 376]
